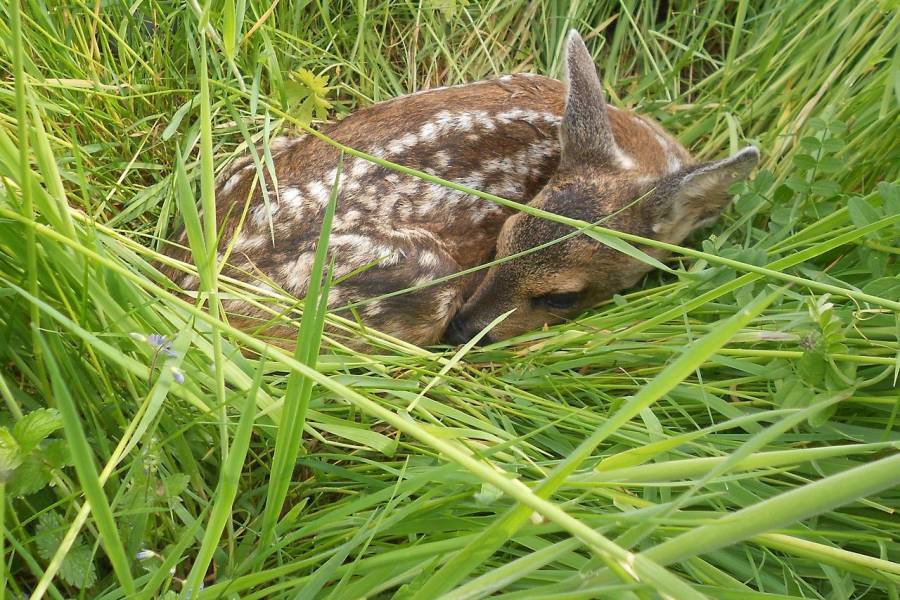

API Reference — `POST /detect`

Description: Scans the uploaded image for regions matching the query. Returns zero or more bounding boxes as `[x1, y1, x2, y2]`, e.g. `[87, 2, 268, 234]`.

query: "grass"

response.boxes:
[0, 0, 898, 598]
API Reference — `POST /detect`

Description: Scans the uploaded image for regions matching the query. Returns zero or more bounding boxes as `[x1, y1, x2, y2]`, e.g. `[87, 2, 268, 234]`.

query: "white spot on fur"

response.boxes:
[180, 274, 199, 289]
[221, 171, 244, 194]
[251, 201, 278, 226]
[330, 234, 401, 267]
[268, 136, 298, 153]
[433, 151, 451, 169]
[234, 234, 268, 252]
[472, 110, 496, 131]
[362, 300, 385, 317]
[282, 252, 315, 294]
[326, 288, 343, 306]
[419, 121, 437, 140]
[281, 186, 303, 208]
[387, 132, 419, 155]
[418, 250, 442, 270]
[495, 108, 524, 124]
[351, 159, 371, 179]
[307, 181, 331, 205]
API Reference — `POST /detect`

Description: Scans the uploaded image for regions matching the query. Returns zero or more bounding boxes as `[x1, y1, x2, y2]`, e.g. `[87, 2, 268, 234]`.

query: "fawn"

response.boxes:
[166, 30, 758, 347]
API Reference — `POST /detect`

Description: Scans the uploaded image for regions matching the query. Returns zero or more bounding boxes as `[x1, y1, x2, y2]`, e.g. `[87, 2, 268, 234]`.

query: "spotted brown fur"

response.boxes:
[165, 31, 758, 347]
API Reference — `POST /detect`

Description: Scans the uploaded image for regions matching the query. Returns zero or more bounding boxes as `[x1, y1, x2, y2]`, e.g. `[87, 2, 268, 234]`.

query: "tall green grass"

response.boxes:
[0, 1, 898, 598]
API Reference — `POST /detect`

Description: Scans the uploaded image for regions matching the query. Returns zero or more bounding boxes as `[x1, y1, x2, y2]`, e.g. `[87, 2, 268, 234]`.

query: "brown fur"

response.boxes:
[165, 31, 757, 347]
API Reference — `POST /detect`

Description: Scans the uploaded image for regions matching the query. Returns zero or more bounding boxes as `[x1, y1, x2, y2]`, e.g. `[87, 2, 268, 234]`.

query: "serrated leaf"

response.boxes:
[43, 438, 73, 468]
[59, 544, 98, 589]
[474, 482, 504, 505]
[808, 395, 840, 428]
[162, 472, 190, 498]
[35, 511, 66, 560]
[6, 454, 53, 497]
[772, 184, 793, 205]
[0, 428, 23, 473]
[13, 408, 62, 453]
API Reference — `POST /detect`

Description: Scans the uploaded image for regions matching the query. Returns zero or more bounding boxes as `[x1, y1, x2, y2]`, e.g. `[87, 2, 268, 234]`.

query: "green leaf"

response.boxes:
[810, 180, 841, 197]
[0, 428, 23, 473]
[792, 154, 817, 170]
[162, 473, 190, 498]
[816, 156, 842, 173]
[784, 176, 810, 193]
[6, 454, 53, 497]
[314, 422, 398, 457]
[13, 408, 62, 453]
[877, 181, 899, 215]
[583, 228, 673, 272]
[798, 349, 827, 387]
[222, 0, 237, 59]
[862, 276, 900, 301]
[798, 136, 822, 152]
[847, 197, 882, 229]
[43, 438, 73, 468]
[162, 97, 197, 142]
[35, 511, 66, 560]
[807, 117, 828, 131]
[59, 544, 98, 589]
[820, 138, 844, 153]
[775, 378, 814, 409]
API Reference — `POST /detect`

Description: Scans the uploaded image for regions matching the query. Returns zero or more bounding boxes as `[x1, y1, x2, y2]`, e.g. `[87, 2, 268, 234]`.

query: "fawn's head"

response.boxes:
[445, 30, 759, 345]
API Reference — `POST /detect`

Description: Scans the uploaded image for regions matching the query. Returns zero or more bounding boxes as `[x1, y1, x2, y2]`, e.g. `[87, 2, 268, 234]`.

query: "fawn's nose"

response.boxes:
[442, 316, 493, 346]
[442, 316, 469, 345]
[441, 316, 494, 346]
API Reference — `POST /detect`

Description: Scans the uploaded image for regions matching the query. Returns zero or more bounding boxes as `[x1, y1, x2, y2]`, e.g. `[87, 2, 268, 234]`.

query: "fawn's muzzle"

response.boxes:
[442, 315, 492, 346]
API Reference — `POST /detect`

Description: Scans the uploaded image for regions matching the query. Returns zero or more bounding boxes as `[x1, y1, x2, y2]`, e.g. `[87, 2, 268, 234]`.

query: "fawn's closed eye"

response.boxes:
[531, 291, 583, 310]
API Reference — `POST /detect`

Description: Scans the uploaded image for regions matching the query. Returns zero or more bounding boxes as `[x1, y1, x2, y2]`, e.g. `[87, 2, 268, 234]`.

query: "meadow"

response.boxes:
[0, 1, 898, 598]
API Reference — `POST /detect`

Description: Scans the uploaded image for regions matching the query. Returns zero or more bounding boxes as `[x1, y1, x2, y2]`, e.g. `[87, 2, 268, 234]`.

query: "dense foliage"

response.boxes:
[0, 1, 897, 598]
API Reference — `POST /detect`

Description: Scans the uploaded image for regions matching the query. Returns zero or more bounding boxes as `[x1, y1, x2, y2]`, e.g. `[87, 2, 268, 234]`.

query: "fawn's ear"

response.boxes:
[648, 146, 760, 238]
[560, 30, 616, 167]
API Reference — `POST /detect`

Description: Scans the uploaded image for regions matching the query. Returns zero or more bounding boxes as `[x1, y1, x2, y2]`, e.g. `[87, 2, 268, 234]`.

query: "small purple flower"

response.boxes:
[147, 333, 177, 358]
[171, 367, 185, 385]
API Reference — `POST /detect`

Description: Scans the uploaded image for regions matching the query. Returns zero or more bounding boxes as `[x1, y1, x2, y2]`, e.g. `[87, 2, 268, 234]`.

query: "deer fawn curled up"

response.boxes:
[167, 30, 758, 347]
